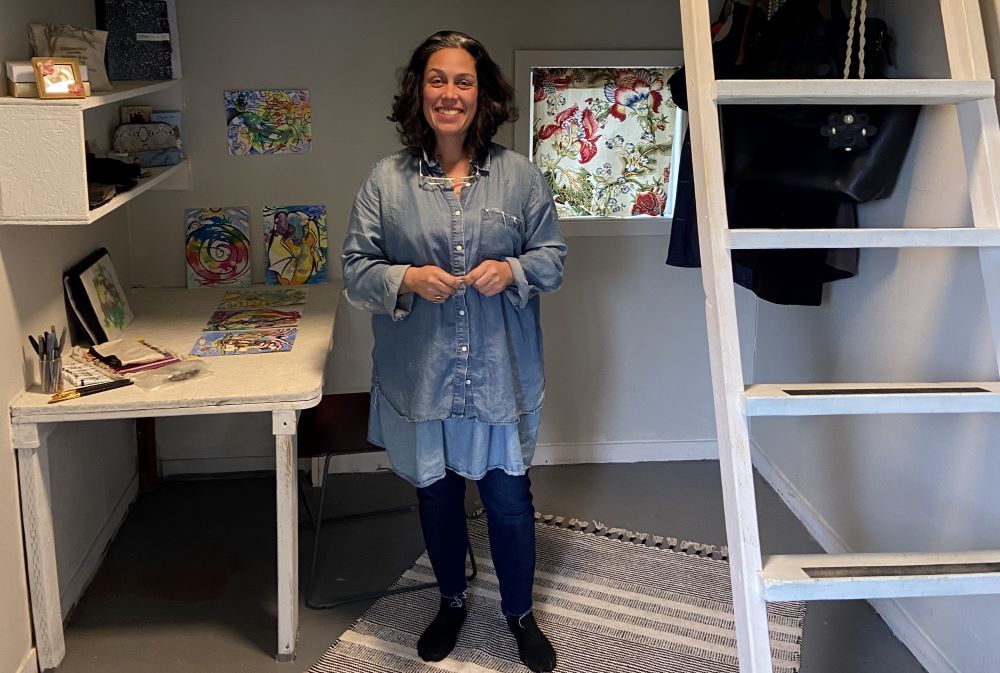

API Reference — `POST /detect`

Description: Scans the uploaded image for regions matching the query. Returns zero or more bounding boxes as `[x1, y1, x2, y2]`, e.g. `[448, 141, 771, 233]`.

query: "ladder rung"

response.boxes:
[763, 551, 1000, 601]
[744, 382, 1000, 416]
[715, 78, 994, 105]
[726, 227, 1000, 250]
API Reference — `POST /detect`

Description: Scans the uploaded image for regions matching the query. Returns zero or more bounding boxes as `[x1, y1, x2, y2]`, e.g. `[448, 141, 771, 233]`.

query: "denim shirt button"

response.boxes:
[465, 379, 472, 385]
[453, 209, 461, 216]
[455, 244, 463, 251]
[460, 346, 468, 352]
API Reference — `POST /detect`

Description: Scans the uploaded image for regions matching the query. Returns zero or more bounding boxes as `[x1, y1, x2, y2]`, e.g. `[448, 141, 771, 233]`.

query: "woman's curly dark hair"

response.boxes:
[389, 31, 518, 161]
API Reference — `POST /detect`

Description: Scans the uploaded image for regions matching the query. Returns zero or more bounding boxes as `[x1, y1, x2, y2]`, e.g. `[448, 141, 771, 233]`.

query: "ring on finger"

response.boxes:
[433, 295, 445, 303]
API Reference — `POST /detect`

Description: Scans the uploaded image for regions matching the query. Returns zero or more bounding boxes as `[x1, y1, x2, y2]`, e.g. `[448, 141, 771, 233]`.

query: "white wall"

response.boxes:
[129, 0, 755, 475]
[750, 1, 1000, 671]
[0, 3, 142, 669]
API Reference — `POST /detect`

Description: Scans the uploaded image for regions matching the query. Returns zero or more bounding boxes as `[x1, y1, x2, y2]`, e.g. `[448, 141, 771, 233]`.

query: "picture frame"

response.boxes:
[514, 50, 686, 236]
[31, 56, 86, 99]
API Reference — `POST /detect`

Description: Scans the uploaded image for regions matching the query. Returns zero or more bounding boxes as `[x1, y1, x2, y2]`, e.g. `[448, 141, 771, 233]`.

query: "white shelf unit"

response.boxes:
[0, 80, 188, 225]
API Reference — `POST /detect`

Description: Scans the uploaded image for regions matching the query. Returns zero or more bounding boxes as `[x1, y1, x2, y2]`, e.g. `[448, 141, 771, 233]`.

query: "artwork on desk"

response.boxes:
[224, 89, 312, 155]
[185, 207, 252, 288]
[64, 248, 135, 343]
[263, 205, 328, 285]
[204, 308, 301, 332]
[191, 328, 297, 356]
[217, 288, 308, 309]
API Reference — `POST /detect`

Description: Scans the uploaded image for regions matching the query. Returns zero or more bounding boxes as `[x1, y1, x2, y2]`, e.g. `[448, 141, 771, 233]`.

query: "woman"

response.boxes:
[342, 30, 566, 673]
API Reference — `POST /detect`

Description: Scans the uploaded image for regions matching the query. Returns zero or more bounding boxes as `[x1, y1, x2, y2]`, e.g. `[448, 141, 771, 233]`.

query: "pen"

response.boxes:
[48, 379, 133, 404]
[28, 335, 40, 355]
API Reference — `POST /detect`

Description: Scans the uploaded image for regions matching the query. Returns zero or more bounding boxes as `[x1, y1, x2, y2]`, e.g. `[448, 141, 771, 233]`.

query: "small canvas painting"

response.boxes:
[191, 328, 297, 356]
[79, 250, 134, 341]
[204, 308, 301, 331]
[217, 288, 308, 309]
[263, 205, 328, 285]
[185, 207, 252, 287]
[225, 89, 311, 155]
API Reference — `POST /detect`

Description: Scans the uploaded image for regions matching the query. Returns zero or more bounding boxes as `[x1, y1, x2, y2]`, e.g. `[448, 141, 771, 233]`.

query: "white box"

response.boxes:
[6, 60, 89, 83]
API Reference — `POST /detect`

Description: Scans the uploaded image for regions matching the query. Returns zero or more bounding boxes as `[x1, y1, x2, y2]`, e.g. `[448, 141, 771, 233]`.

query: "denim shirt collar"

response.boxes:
[419, 146, 492, 176]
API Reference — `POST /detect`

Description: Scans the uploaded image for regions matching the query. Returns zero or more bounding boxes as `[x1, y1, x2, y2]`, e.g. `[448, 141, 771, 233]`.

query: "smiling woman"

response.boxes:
[341, 30, 566, 673]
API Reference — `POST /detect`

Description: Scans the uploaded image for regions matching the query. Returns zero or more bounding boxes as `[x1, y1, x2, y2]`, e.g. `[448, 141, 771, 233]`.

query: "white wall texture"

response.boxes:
[750, 1, 1000, 671]
[128, 0, 755, 474]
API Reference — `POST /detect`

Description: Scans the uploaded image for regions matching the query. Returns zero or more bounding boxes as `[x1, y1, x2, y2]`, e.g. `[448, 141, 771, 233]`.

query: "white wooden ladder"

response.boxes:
[678, 0, 1000, 670]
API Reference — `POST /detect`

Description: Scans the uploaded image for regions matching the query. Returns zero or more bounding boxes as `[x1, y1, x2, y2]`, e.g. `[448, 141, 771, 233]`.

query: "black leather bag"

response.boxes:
[721, 0, 920, 204]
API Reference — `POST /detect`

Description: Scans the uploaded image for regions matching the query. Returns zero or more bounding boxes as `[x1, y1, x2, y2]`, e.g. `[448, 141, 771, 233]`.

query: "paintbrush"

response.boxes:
[48, 379, 133, 403]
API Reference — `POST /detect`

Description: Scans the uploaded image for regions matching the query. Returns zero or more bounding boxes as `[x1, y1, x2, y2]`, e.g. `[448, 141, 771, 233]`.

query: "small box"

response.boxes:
[134, 147, 183, 168]
[7, 60, 88, 83]
[7, 79, 92, 98]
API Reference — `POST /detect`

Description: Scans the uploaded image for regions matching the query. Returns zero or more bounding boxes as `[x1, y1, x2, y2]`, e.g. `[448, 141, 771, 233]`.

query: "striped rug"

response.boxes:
[310, 514, 805, 673]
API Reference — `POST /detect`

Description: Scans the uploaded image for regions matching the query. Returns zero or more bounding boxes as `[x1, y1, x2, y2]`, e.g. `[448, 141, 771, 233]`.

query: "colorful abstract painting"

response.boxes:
[79, 251, 134, 341]
[225, 89, 311, 155]
[185, 208, 252, 288]
[191, 328, 297, 356]
[531, 67, 680, 218]
[217, 288, 308, 309]
[203, 308, 301, 331]
[263, 205, 328, 284]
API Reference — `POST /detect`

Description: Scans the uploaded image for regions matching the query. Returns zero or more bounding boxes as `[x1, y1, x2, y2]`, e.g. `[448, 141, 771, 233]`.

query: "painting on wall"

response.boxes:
[191, 327, 297, 356]
[185, 207, 252, 288]
[224, 89, 312, 155]
[530, 66, 681, 219]
[262, 205, 328, 285]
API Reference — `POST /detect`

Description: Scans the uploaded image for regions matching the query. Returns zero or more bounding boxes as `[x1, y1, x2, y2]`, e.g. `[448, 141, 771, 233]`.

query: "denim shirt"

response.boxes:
[342, 143, 567, 424]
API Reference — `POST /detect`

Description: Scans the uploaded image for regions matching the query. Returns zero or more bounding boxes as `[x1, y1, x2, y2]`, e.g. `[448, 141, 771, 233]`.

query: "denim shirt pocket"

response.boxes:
[479, 207, 523, 260]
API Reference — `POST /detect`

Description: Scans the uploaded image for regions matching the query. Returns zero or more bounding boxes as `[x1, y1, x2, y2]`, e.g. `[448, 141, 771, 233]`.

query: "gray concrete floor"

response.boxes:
[57, 462, 926, 672]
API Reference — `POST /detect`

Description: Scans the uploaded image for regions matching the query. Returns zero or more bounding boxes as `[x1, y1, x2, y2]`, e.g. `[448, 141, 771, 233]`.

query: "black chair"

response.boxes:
[297, 392, 477, 609]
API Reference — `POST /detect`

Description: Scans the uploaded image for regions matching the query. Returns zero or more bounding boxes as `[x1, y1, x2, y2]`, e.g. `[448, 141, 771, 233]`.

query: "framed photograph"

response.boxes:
[31, 56, 86, 99]
[514, 51, 685, 236]
[120, 104, 153, 124]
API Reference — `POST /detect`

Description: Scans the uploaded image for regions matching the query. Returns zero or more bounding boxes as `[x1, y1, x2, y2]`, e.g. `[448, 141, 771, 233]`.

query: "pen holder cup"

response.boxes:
[40, 356, 63, 394]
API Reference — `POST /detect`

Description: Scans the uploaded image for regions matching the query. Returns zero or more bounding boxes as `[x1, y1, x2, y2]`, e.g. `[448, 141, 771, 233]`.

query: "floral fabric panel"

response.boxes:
[224, 89, 312, 155]
[532, 67, 679, 218]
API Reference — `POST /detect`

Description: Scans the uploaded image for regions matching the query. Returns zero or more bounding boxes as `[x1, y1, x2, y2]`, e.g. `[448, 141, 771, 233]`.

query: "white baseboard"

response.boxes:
[160, 439, 719, 477]
[749, 439, 959, 673]
[533, 439, 718, 465]
[15, 648, 37, 673]
[59, 473, 139, 619]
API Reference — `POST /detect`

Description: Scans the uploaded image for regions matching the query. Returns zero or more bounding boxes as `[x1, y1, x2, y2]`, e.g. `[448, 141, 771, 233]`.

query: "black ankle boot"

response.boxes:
[417, 594, 467, 662]
[506, 612, 556, 672]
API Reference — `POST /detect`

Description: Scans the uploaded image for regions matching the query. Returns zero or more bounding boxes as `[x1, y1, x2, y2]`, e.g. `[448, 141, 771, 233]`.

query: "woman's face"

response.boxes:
[422, 47, 478, 146]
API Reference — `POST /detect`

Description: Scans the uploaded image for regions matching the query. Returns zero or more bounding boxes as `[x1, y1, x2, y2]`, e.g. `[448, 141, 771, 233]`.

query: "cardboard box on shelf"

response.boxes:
[7, 79, 92, 98]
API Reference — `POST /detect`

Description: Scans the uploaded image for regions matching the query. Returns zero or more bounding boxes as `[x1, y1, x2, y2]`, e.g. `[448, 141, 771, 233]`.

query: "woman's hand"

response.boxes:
[464, 260, 513, 297]
[401, 265, 463, 303]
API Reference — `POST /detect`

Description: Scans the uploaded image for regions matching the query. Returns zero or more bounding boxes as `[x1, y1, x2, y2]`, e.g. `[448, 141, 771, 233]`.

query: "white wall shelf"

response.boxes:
[0, 80, 186, 225]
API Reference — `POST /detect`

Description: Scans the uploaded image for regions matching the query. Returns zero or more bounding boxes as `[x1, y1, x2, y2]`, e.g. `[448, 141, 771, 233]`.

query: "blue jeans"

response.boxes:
[416, 468, 535, 616]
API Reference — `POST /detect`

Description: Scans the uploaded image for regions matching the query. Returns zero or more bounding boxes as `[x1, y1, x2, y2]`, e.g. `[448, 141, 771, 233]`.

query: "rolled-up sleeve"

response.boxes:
[342, 169, 413, 321]
[505, 168, 568, 309]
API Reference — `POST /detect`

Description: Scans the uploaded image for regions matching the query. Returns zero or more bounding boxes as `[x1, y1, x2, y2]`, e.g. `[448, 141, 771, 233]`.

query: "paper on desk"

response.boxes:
[93, 339, 166, 366]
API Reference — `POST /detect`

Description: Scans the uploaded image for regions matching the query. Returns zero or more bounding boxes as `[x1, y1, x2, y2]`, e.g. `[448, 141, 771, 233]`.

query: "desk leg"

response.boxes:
[13, 423, 65, 670]
[273, 410, 299, 663]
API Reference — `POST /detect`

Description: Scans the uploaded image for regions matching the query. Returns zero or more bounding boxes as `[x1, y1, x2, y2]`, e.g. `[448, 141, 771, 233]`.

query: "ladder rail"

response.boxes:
[678, 2, 773, 672]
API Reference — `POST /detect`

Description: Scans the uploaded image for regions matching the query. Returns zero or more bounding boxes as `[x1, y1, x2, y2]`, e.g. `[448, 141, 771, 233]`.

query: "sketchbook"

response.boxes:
[64, 248, 134, 345]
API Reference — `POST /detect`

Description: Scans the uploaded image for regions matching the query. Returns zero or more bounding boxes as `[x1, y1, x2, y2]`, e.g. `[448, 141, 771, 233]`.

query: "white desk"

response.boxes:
[10, 283, 341, 669]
